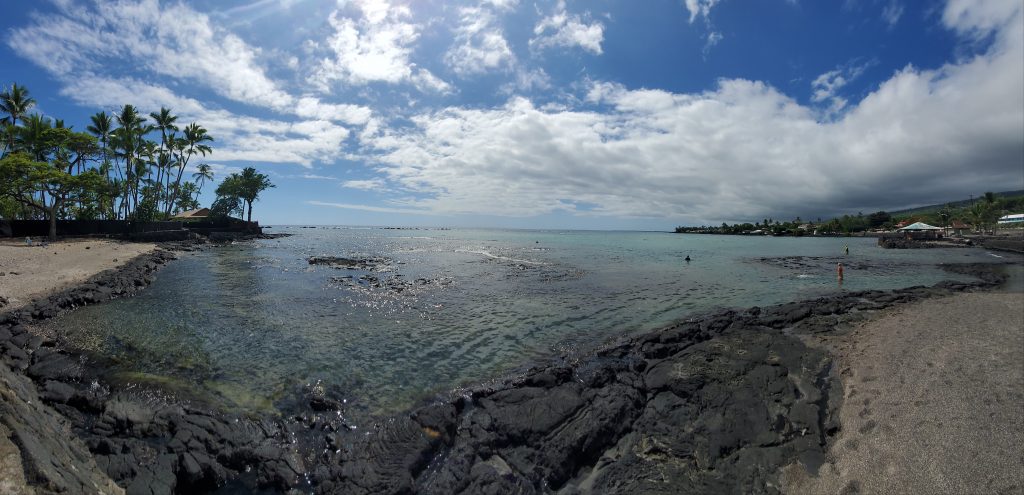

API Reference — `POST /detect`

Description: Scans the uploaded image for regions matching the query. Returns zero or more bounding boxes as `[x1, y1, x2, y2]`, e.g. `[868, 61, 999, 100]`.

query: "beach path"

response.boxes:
[784, 291, 1024, 494]
[0, 238, 155, 312]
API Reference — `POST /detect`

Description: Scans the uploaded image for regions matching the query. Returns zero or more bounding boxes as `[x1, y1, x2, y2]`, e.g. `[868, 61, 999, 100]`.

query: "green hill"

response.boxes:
[890, 190, 1024, 217]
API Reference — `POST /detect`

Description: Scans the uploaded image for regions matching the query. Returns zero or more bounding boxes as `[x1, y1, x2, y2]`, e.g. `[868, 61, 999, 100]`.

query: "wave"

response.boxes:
[456, 249, 547, 266]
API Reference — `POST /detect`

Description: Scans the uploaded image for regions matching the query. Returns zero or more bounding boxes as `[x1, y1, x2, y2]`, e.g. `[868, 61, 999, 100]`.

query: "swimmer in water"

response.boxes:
[685, 255, 691, 262]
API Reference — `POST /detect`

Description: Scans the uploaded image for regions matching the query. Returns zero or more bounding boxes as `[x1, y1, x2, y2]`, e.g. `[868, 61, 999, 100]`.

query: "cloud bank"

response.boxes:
[359, 0, 1023, 223]
[5, 0, 1022, 225]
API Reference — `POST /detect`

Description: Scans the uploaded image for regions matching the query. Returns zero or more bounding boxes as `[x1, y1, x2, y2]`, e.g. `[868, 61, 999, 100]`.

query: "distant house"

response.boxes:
[895, 219, 915, 229]
[950, 220, 972, 236]
[898, 222, 943, 239]
[172, 208, 210, 220]
[997, 213, 1024, 225]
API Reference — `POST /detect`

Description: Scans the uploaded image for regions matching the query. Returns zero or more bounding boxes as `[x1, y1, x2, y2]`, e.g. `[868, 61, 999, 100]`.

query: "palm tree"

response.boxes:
[114, 105, 150, 218]
[2, 84, 36, 156]
[166, 122, 212, 216]
[216, 167, 274, 223]
[191, 163, 213, 201]
[1, 83, 35, 135]
[149, 107, 178, 211]
[16, 113, 52, 161]
[87, 111, 114, 175]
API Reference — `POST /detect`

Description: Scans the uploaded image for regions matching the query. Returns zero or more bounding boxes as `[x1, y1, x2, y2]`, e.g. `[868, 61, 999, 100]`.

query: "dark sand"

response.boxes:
[783, 291, 1024, 494]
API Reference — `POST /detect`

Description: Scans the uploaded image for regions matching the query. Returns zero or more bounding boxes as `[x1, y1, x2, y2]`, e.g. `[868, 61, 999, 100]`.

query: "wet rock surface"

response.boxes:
[0, 253, 1014, 494]
[308, 256, 393, 271]
[754, 255, 912, 273]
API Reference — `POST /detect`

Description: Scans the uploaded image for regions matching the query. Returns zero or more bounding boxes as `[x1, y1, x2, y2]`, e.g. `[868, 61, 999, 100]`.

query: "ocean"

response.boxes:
[42, 227, 1008, 420]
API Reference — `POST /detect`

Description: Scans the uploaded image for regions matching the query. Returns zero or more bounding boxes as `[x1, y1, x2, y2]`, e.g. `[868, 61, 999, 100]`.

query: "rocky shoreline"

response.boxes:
[0, 245, 1014, 494]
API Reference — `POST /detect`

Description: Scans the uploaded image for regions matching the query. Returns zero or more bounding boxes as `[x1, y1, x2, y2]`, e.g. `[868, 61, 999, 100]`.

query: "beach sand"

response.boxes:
[1, 238, 151, 495]
[0, 238, 155, 312]
[783, 291, 1024, 494]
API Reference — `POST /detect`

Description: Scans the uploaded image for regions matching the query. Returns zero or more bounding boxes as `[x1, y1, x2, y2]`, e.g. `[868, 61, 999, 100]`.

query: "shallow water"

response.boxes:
[42, 228, 1008, 420]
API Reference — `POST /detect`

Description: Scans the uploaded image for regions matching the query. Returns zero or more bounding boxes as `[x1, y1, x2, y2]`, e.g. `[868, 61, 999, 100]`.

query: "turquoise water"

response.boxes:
[43, 228, 1007, 418]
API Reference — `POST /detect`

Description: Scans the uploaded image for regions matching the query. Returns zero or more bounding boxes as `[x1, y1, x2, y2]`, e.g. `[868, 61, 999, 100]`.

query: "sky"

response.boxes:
[1, 0, 1022, 229]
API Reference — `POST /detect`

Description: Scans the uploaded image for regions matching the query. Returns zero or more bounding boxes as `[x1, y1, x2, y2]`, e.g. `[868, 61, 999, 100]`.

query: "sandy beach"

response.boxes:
[0, 239, 155, 312]
[784, 291, 1024, 494]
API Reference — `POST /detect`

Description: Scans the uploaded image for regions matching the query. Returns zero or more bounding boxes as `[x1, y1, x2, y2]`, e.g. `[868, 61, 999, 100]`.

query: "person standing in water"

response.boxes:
[837, 262, 844, 280]
[844, 244, 849, 255]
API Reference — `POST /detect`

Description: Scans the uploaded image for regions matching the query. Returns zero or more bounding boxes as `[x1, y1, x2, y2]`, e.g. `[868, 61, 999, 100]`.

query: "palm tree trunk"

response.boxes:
[165, 156, 186, 217]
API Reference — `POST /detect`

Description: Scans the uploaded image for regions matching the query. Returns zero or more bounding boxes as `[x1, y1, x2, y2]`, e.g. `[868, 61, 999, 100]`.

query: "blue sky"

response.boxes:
[1, 0, 1022, 229]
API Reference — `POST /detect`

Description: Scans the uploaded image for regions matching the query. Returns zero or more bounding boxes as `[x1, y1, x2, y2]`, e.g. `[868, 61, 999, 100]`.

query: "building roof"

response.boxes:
[172, 208, 210, 219]
[898, 222, 942, 231]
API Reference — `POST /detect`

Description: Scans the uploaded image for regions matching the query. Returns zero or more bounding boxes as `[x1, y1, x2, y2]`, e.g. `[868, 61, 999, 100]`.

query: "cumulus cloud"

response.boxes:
[943, 0, 1022, 41]
[358, 5, 1023, 223]
[8, 0, 369, 125]
[530, 1, 605, 54]
[6, 0, 374, 169]
[60, 76, 352, 168]
[311, 0, 448, 92]
[444, 2, 517, 76]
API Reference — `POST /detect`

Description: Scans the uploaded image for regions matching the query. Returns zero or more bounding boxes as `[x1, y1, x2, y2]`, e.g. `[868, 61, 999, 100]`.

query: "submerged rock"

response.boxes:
[308, 256, 392, 271]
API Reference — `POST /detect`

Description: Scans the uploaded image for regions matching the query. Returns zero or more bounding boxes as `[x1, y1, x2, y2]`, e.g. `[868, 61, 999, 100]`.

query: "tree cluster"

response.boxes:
[673, 192, 1023, 237]
[901, 192, 1022, 234]
[0, 83, 247, 239]
[211, 167, 275, 223]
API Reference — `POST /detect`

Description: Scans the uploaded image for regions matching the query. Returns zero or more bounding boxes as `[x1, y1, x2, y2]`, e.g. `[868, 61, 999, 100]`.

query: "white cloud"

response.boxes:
[530, 1, 605, 55]
[881, 1, 904, 27]
[342, 178, 387, 190]
[306, 200, 430, 215]
[299, 175, 342, 181]
[811, 61, 872, 116]
[943, 0, 1023, 42]
[312, 0, 449, 91]
[411, 69, 454, 94]
[294, 97, 372, 125]
[59, 76, 352, 168]
[444, 3, 516, 76]
[6, 0, 377, 171]
[703, 31, 724, 56]
[684, 0, 722, 24]
[207, 163, 246, 181]
[7, 0, 373, 127]
[500, 68, 552, 94]
[358, 10, 1023, 223]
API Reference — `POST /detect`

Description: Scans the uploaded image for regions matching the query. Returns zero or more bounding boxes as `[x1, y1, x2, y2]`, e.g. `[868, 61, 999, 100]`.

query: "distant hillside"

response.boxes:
[890, 190, 1024, 216]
